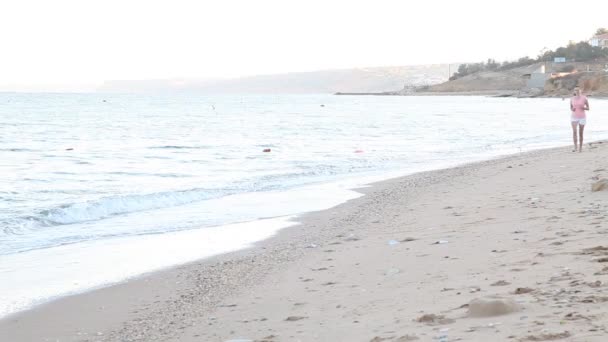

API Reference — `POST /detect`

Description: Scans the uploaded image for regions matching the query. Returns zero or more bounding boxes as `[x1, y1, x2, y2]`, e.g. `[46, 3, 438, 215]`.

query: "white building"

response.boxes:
[590, 33, 608, 48]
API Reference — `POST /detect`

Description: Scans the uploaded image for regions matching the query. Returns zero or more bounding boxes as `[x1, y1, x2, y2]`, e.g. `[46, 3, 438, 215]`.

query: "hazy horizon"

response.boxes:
[2, 0, 607, 92]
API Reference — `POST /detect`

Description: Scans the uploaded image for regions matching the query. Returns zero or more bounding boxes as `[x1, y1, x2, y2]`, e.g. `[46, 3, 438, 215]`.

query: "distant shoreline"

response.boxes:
[335, 90, 518, 97]
[335, 90, 608, 98]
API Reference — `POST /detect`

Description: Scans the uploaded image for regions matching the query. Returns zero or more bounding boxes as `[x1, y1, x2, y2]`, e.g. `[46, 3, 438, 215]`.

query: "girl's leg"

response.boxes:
[571, 122, 578, 152]
[579, 124, 585, 152]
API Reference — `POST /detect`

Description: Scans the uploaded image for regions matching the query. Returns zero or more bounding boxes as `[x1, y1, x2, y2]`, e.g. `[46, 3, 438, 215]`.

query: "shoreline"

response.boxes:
[335, 90, 608, 98]
[3, 141, 608, 341]
[0, 147, 543, 320]
[1, 140, 576, 321]
[335, 90, 517, 97]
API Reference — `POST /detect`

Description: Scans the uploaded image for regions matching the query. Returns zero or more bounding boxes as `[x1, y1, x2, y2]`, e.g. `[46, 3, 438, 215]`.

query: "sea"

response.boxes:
[1, 93, 607, 318]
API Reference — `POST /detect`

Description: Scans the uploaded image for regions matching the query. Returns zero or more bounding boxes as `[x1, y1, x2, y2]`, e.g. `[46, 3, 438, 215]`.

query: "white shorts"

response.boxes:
[571, 117, 586, 125]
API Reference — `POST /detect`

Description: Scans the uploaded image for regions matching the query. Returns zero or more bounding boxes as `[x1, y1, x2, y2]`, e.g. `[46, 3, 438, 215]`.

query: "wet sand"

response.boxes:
[3, 142, 608, 341]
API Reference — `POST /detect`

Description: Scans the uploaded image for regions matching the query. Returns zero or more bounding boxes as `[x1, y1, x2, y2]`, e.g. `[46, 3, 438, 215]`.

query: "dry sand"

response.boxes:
[3, 142, 608, 341]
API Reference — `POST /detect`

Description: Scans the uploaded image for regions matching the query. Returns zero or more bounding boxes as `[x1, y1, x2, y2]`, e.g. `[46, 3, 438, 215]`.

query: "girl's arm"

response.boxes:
[584, 98, 590, 111]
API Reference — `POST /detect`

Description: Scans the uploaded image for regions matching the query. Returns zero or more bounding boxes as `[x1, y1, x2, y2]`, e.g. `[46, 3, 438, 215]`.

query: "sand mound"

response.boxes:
[591, 179, 608, 192]
[467, 298, 521, 317]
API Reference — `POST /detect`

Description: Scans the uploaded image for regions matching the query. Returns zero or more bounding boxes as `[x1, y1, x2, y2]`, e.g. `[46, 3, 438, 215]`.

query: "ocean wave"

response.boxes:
[148, 145, 211, 149]
[18, 188, 221, 229]
[0, 148, 38, 152]
[2, 165, 357, 236]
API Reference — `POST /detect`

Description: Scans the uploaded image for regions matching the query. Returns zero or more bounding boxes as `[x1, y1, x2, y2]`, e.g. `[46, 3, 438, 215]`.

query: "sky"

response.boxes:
[1, 0, 607, 90]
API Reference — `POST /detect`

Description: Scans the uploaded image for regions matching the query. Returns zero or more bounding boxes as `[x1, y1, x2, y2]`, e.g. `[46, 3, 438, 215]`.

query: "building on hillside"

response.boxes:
[523, 65, 549, 89]
[589, 33, 608, 48]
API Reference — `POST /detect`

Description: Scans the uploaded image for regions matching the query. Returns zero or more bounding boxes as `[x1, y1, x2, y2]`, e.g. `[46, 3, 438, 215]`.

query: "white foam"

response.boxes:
[0, 180, 364, 318]
[39, 189, 217, 226]
[0, 217, 294, 318]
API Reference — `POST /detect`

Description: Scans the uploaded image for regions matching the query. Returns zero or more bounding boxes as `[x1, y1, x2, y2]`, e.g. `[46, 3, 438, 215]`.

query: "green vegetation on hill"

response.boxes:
[450, 29, 608, 81]
[450, 57, 536, 80]
[539, 42, 607, 63]
[596, 28, 608, 35]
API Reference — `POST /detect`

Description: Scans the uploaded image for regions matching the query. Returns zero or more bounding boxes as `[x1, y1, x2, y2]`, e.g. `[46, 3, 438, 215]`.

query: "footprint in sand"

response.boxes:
[563, 312, 593, 321]
[585, 280, 602, 288]
[579, 246, 608, 256]
[594, 267, 608, 275]
[580, 295, 608, 303]
[514, 287, 534, 294]
[344, 235, 360, 242]
[522, 331, 570, 341]
[490, 280, 511, 286]
[369, 337, 393, 342]
[415, 313, 454, 325]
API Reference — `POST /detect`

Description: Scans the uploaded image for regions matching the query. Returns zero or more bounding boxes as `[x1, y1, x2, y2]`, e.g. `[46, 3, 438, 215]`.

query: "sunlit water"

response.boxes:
[1, 93, 607, 317]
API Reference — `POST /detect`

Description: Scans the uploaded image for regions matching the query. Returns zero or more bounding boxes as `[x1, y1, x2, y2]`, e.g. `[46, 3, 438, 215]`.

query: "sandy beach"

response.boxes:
[3, 142, 608, 341]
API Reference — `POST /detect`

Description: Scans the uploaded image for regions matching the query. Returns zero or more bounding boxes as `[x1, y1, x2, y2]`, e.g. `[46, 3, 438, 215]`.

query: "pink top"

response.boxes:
[571, 95, 588, 118]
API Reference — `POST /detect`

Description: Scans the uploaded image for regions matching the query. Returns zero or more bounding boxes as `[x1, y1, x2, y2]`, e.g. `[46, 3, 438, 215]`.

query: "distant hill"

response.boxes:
[410, 60, 608, 97]
[410, 38, 608, 97]
[98, 65, 453, 94]
[422, 63, 541, 93]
